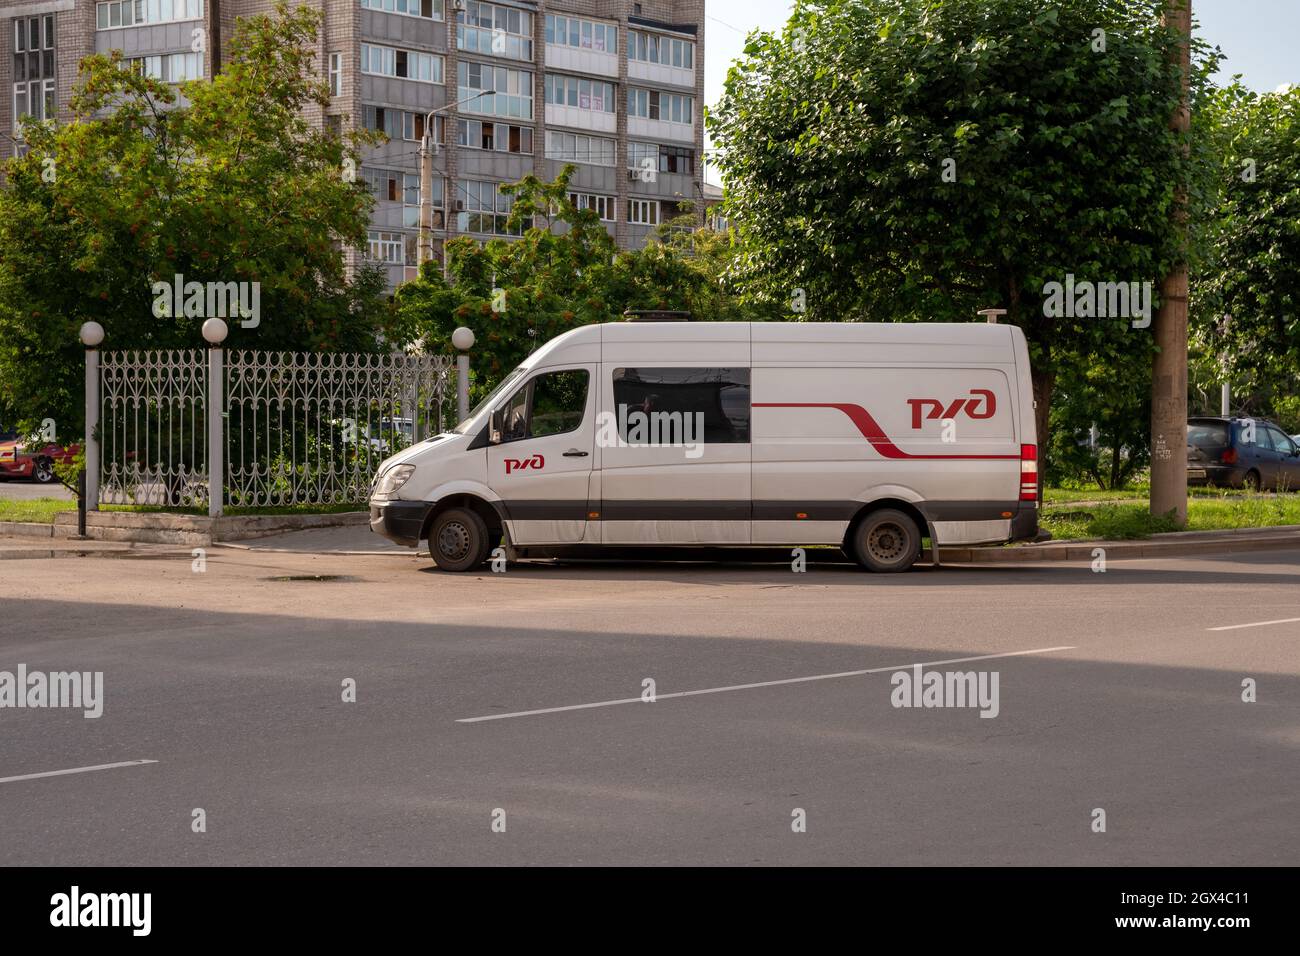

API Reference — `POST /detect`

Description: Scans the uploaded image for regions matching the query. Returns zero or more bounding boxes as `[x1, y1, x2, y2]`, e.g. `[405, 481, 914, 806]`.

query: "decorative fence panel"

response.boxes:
[224, 351, 454, 507]
[96, 349, 455, 510]
[99, 350, 209, 506]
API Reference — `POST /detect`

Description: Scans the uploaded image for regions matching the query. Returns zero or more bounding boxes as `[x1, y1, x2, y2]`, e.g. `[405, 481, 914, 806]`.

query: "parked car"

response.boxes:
[0, 436, 79, 484]
[369, 320, 1040, 573]
[1187, 417, 1300, 491]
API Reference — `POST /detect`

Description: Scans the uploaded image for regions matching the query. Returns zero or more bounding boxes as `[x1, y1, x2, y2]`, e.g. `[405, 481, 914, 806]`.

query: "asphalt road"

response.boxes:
[0, 480, 73, 500]
[1, 540, 1297, 866]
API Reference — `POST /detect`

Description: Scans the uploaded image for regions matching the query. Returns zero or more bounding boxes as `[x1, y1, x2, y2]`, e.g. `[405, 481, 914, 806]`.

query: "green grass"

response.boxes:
[1040, 495, 1300, 541]
[0, 498, 364, 523]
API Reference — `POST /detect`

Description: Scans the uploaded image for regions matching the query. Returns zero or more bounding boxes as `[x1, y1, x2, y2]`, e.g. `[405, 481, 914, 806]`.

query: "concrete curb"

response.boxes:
[10, 510, 372, 546]
[936, 527, 1300, 563]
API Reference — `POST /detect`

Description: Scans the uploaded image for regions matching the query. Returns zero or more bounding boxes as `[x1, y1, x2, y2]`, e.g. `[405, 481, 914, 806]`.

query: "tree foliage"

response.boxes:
[709, 0, 1221, 463]
[0, 1, 388, 433]
[392, 169, 764, 399]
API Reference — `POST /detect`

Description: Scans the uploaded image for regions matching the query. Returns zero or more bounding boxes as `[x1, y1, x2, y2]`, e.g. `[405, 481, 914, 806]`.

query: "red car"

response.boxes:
[0, 436, 79, 484]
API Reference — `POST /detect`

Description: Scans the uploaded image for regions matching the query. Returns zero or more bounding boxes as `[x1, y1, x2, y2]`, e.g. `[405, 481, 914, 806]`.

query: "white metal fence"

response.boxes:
[91, 348, 455, 512]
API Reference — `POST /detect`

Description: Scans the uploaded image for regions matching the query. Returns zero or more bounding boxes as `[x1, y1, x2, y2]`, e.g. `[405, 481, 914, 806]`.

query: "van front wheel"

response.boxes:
[429, 507, 491, 572]
[850, 509, 921, 573]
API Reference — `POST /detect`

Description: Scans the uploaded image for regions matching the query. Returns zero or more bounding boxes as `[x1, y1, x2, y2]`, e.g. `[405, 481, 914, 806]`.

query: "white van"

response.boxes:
[369, 321, 1039, 572]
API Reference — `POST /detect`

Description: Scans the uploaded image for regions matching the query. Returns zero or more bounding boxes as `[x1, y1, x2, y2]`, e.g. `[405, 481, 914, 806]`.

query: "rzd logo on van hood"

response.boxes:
[504, 454, 544, 475]
[907, 389, 996, 429]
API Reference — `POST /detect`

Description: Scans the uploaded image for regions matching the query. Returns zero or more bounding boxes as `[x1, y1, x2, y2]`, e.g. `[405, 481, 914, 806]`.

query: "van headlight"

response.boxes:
[372, 464, 415, 499]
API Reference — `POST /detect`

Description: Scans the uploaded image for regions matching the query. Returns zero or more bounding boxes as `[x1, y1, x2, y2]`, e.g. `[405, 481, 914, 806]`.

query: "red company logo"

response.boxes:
[907, 389, 996, 429]
[504, 454, 545, 475]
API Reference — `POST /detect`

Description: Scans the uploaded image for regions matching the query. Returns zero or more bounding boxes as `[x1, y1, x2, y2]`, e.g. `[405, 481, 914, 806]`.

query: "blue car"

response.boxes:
[1187, 417, 1300, 491]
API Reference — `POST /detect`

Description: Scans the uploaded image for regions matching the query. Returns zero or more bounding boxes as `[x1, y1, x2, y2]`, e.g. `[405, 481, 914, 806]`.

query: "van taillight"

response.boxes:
[1221, 448, 1238, 464]
[1020, 444, 1038, 501]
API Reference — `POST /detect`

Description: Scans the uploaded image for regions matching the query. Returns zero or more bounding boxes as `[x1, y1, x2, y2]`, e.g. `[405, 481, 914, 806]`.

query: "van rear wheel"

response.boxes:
[429, 507, 491, 572]
[850, 509, 921, 573]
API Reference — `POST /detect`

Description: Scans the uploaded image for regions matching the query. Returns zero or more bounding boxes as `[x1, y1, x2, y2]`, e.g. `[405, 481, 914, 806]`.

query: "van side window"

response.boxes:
[612, 368, 751, 444]
[530, 369, 589, 437]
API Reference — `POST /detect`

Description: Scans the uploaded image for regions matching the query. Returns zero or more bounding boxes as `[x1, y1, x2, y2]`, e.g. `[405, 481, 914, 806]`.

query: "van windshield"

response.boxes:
[1187, 422, 1229, 448]
[453, 366, 527, 435]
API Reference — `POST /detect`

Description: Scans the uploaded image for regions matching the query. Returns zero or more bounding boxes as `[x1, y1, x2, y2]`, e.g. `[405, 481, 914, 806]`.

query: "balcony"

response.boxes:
[627, 115, 693, 144]
[545, 43, 618, 78]
[627, 58, 693, 90]
[545, 104, 616, 135]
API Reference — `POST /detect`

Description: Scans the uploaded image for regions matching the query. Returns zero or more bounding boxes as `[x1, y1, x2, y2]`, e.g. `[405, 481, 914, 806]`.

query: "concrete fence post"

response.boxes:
[203, 319, 228, 518]
[452, 326, 475, 425]
[79, 322, 104, 512]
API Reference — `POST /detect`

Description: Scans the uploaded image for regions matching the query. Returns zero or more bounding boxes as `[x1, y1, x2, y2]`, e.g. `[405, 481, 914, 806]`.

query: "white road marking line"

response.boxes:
[1207, 617, 1300, 632]
[457, 646, 1077, 723]
[0, 759, 158, 785]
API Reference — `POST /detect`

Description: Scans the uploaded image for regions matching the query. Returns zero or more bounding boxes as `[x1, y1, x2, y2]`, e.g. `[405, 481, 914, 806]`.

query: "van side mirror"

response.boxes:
[489, 407, 504, 445]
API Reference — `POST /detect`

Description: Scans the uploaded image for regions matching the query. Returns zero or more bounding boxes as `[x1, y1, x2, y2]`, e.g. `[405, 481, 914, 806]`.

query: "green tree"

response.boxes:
[393, 169, 763, 401]
[0, 1, 388, 433]
[709, 0, 1221, 464]
[1192, 82, 1300, 392]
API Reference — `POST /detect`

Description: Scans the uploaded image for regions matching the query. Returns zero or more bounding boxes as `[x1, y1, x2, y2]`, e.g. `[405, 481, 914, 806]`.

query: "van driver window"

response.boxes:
[529, 369, 589, 437]
[612, 368, 750, 444]
[498, 369, 589, 442]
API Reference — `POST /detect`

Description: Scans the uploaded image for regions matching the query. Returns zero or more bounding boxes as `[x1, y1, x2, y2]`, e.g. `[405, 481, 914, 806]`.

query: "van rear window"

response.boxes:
[1187, 422, 1229, 447]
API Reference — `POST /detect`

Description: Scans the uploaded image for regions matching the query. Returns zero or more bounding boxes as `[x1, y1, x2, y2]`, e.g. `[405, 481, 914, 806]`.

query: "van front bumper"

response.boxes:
[369, 499, 432, 547]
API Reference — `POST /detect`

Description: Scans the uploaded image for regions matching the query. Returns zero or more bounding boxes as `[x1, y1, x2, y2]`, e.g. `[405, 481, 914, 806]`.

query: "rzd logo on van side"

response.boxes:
[907, 389, 996, 428]
[504, 454, 545, 475]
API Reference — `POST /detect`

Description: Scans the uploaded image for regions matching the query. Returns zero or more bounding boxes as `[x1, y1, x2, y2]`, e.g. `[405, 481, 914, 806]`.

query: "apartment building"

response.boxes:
[1, 0, 706, 288]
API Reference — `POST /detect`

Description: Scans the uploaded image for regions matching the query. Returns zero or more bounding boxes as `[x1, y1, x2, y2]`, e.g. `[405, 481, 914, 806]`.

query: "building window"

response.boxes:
[456, 119, 533, 154]
[627, 199, 659, 226]
[361, 43, 444, 83]
[458, 62, 532, 120]
[367, 230, 409, 264]
[364, 167, 435, 228]
[612, 368, 751, 444]
[628, 31, 694, 69]
[328, 52, 343, 97]
[544, 15, 616, 54]
[457, 1, 532, 62]
[12, 15, 56, 136]
[568, 192, 615, 222]
[627, 88, 693, 124]
[362, 105, 443, 142]
[544, 74, 614, 113]
[126, 52, 204, 83]
[97, 0, 204, 30]
[359, 0, 444, 21]
[544, 130, 616, 166]
[457, 179, 530, 237]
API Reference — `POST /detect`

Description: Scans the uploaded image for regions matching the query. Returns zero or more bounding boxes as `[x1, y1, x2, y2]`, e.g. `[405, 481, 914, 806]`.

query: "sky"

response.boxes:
[701, 0, 1300, 184]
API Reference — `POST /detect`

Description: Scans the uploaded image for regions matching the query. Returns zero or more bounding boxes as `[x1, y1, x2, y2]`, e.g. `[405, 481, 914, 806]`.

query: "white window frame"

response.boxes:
[361, 43, 445, 84]
[359, 0, 444, 21]
[97, 0, 204, 31]
[457, 61, 533, 120]
[568, 192, 615, 222]
[328, 52, 343, 97]
[545, 74, 615, 114]
[458, 1, 533, 62]
[627, 199, 659, 226]
[544, 129, 615, 167]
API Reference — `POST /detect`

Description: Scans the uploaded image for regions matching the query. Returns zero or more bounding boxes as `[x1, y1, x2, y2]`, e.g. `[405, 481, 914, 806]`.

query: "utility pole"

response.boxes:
[417, 91, 495, 272]
[1150, 0, 1191, 524]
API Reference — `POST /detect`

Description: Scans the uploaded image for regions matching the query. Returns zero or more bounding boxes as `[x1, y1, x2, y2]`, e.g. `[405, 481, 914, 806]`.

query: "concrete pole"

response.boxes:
[208, 346, 223, 518]
[1221, 382, 1230, 417]
[1150, 0, 1191, 525]
[452, 327, 475, 426]
[84, 344, 100, 511]
[419, 131, 434, 267]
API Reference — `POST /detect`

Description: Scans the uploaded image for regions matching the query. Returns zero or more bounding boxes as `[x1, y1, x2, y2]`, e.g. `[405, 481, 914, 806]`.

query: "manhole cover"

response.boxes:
[261, 574, 356, 582]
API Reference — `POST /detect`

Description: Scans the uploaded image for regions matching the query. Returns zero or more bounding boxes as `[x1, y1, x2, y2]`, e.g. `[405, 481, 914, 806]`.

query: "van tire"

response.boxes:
[429, 507, 491, 572]
[850, 509, 921, 573]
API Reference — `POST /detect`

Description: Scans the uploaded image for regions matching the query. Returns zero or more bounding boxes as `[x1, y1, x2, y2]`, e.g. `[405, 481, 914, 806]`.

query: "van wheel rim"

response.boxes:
[437, 522, 472, 561]
[868, 523, 907, 563]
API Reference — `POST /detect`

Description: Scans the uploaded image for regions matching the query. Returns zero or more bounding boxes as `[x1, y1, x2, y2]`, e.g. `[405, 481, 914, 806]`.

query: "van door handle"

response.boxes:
[563, 449, 589, 457]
